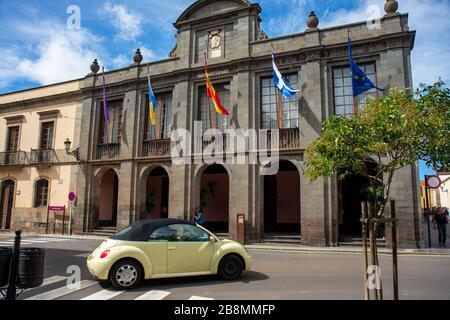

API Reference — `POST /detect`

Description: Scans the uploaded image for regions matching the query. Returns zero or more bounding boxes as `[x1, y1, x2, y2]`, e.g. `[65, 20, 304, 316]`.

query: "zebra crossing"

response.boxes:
[17, 275, 214, 301]
[0, 237, 69, 246]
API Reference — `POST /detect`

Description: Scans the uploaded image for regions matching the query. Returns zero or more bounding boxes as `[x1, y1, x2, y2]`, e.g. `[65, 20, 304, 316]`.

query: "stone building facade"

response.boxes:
[0, 0, 423, 248]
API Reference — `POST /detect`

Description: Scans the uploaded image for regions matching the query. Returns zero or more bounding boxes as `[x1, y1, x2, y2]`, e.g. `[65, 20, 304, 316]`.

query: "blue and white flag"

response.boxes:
[272, 53, 299, 97]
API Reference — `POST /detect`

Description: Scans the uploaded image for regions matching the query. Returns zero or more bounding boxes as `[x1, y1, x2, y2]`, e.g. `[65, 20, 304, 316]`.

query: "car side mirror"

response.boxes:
[209, 236, 216, 243]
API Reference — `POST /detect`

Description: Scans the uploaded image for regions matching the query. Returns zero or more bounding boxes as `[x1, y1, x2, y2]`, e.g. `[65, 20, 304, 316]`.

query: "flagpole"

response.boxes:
[347, 29, 359, 115]
[204, 52, 215, 131]
[273, 52, 283, 129]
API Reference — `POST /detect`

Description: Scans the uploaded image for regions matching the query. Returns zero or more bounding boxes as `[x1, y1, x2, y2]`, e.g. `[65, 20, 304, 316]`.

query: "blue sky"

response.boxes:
[0, 0, 449, 178]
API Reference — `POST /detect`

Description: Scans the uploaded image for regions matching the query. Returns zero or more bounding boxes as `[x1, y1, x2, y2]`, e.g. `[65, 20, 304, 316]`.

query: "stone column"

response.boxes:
[379, 47, 422, 248]
[298, 54, 328, 246]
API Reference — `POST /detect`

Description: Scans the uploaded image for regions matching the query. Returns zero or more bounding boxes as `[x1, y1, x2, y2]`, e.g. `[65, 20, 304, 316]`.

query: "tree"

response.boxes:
[304, 81, 449, 299]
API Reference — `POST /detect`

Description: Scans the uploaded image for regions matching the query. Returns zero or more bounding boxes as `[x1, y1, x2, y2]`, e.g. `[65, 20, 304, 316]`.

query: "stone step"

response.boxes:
[263, 234, 301, 241]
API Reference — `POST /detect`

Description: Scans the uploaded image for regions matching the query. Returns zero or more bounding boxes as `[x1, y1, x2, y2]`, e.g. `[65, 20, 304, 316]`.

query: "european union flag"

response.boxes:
[348, 35, 384, 97]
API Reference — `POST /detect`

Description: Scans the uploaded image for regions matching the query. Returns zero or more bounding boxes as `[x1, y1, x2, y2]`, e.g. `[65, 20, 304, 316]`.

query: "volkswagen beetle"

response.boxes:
[87, 219, 252, 290]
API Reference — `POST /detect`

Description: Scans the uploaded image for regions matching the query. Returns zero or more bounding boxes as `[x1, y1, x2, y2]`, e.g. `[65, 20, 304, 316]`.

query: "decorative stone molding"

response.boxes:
[4, 115, 25, 125]
[37, 110, 60, 121]
[384, 0, 399, 15]
[307, 11, 319, 30]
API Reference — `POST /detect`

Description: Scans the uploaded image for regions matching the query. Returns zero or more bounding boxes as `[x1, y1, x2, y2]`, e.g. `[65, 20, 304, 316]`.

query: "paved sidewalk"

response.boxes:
[245, 243, 450, 256]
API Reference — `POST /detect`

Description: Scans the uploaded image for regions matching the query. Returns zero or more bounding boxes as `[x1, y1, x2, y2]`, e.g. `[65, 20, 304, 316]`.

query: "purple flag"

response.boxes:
[102, 67, 110, 124]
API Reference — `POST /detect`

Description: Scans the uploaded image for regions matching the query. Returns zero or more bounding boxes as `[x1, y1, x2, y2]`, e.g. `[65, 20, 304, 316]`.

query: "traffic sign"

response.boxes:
[426, 175, 441, 189]
[68, 192, 76, 202]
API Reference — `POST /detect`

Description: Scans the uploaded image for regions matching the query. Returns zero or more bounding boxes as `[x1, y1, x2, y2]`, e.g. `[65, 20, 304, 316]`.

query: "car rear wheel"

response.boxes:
[218, 255, 243, 281]
[110, 260, 142, 290]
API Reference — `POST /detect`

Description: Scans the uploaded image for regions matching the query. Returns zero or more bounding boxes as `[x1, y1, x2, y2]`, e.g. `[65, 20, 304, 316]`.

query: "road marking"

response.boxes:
[74, 253, 90, 258]
[41, 275, 68, 287]
[81, 288, 123, 300]
[134, 290, 171, 300]
[25, 280, 96, 300]
[189, 296, 214, 300]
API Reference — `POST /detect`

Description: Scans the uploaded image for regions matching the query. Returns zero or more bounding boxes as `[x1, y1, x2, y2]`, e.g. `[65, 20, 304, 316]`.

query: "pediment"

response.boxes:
[176, 0, 252, 24]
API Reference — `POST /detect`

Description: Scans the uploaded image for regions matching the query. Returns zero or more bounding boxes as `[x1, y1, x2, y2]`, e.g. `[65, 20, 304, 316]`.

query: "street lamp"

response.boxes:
[64, 138, 80, 161]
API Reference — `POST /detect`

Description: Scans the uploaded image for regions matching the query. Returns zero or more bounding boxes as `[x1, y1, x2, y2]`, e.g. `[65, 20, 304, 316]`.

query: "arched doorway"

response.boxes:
[97, 169, 118, 227]
[199, 164, 229, 233]
[143, 166, 169, 220]
[264, 161, 300, 234]
[0, 180, 15, 230]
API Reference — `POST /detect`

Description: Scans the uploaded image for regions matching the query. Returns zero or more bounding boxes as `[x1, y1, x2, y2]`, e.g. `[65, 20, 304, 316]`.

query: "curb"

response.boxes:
[245, 245, 450, 256]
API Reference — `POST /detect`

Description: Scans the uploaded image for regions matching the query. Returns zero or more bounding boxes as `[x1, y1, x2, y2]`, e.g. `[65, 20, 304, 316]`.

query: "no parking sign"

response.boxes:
[68, 192, 76, 202]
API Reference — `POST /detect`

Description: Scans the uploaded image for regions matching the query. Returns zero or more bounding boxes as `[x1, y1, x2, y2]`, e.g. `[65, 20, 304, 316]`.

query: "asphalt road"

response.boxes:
[1, 237, 449, 300]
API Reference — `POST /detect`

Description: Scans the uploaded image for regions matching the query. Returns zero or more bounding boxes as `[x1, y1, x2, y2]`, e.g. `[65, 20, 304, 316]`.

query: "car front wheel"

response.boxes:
[110, 260, 142, 290]
[218, 255, 243, 281]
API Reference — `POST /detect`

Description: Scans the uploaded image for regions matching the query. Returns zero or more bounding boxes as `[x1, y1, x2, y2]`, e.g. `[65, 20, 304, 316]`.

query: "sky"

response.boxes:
[0, 0, 448, 179]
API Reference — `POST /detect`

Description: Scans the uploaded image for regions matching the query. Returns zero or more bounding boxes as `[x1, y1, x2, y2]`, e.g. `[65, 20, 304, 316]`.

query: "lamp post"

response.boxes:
[64, 138, 80, 161]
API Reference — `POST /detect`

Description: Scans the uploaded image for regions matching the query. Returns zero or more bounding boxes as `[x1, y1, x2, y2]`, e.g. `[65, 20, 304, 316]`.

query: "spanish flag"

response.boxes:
[148, 75, 158, 125]
[204, 59, 230, 116]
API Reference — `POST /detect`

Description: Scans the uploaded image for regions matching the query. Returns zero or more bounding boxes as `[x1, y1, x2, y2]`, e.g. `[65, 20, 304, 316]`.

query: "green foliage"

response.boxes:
[304, 81, 450, 217]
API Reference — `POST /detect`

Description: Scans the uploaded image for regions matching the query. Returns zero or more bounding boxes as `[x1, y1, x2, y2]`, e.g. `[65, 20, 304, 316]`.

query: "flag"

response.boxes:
[101, 67, 110, 124]
[148, 75, 158, 126]
[204, 58, 230, 116]
[348, 35, 384, 97]
[272, 53, 299, 98]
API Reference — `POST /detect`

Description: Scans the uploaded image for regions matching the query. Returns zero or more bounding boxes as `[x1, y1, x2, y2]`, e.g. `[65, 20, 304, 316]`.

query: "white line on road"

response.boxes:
[134, 290, 171, 300]
[25, 280, 97, 300]
[81, 288, 123, 300]
[189, 296, 214, 300]
[41, 276, 68, 287]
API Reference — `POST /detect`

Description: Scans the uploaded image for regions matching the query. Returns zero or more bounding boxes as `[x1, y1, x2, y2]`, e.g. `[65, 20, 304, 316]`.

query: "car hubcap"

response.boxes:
[116, 265, 137, 287]
[224, 261, 237, 275]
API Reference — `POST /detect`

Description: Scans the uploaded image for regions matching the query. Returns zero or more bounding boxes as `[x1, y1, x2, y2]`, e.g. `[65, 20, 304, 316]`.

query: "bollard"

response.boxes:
[236, 214, 245, 245]
[6, 230, 21, 300]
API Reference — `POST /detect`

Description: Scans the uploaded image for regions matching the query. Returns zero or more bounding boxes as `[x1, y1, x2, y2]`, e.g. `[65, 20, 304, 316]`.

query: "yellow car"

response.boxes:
[87, 219, 252, 290]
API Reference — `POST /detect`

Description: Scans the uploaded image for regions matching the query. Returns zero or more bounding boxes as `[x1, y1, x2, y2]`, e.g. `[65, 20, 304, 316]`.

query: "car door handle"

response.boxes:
[168, 247, 177, 250]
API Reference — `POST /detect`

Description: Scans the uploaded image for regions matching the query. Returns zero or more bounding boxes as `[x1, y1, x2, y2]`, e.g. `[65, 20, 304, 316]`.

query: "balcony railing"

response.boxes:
[142, 139, 171, 158]
[0, 151, 28, 166]
[96, 143, 121, 160]
[30, 149, 57, 165]
[266, 128, 300, 151]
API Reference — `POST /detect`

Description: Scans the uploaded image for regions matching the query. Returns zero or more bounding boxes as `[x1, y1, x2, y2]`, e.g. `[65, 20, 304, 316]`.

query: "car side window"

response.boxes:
[167, 224, 210, 242]
[148, 226, 170, 242]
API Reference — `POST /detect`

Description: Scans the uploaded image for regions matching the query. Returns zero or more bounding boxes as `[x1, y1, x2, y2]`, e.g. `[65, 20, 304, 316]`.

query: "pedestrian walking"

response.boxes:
[195, 209, 206, 226]
[432, 207, 448, 247]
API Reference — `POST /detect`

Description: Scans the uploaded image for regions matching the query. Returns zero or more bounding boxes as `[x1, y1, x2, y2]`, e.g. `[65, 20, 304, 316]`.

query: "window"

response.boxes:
[6, 126, 20, 152]
[154, 224, 210, 242]
[34, 179, 49, 207]
[199, 83, 231, 132]
[333, 64, 377, 117]
[99, 100, 123, 144]
[148, 226, 170, 242]
[40, 122, 54, 149]
[145, 92, 173, 140]
[261, 75, 299, 129]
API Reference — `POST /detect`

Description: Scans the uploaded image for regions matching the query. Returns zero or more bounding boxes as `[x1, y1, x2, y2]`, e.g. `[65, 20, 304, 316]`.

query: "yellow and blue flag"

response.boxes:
[148, 75, 158, 125]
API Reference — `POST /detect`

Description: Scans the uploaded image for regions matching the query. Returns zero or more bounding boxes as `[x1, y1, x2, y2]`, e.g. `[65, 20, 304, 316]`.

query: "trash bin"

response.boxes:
[17, 248, 46, 289]
[0, 247, 12, 287]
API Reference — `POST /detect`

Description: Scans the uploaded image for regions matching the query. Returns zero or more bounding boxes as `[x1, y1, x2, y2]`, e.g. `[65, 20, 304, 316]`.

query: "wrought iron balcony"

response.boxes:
[95, 143, 121, 160]
[0, 151, 28, 167]
[30, 149, 57, 165]
[265, 128, 300, 151]
[142, 139, 171, 158]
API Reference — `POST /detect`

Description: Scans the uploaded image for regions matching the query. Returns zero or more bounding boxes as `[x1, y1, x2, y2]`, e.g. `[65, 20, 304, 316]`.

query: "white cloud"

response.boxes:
[101, 2, 142, 42]
[0, 21, 103, 87]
